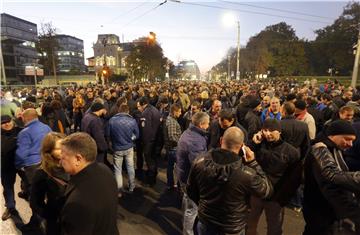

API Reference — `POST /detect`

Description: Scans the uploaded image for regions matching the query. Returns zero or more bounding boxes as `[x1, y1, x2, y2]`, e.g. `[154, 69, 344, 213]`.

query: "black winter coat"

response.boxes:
[303, 136, 360, 233]
[81, 113, 108, 153]
[244, 110, 261, 139]
[208, 121, 248, 149]
[139, 104, 161, 144]
[249, 139, 300, 196]
[1, 126, 22, 174]
[186, 149, 273, 234]
[61, 163, 119, 235]
[31, 168, 69, 235]
[280, 116, 311, 159]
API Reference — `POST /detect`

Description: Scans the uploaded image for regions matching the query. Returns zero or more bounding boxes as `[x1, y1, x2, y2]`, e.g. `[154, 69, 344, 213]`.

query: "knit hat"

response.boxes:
[90, 102, 105, 112]
[1, 115, 12, 124]
[294, 100, 306, 110]
[326, 120, 356, 136]
[245, 95, 261, 109]
[352, 94, 360, 102]
[262, 119, 282, 132]
[286, 93, 297, 101]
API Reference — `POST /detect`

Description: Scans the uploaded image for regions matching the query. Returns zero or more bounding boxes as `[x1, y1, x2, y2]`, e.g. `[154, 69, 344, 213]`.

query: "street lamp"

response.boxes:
[223, 12, 240, 80]
[236, 21, 240, 81]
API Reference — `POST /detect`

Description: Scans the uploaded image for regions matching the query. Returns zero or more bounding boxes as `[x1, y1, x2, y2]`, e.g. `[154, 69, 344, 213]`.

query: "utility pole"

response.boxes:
[351, 25, 360, 88]
[236, 21, 240, 80]
[227, 55, 231, 81]
[34, 63, 37, 88]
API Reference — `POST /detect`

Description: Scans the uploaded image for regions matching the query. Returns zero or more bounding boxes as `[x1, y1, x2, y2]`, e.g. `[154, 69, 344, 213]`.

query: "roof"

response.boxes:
[1, 13, 37, 27]
[56, 34, 83, 42]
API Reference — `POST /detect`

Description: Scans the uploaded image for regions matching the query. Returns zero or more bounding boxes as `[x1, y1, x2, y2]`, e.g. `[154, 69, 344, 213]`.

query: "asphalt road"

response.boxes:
[0, 158, 305, 235]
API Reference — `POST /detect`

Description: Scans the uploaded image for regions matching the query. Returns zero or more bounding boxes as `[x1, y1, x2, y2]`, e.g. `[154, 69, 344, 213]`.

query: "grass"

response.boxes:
[280, 76, 357, 87]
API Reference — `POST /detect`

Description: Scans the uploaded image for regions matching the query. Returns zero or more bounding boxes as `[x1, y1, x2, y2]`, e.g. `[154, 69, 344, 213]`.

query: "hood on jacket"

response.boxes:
[205, 148, 242, 184]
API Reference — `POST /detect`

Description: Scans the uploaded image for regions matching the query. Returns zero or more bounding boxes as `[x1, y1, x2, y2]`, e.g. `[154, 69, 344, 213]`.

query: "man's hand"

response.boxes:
[242, 145, 255, 162]
[252, 131, 263, 144]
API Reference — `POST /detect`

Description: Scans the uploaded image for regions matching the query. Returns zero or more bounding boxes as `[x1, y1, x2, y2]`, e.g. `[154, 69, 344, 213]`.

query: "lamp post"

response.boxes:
[223, 13, 240, 80]
[351, 25, 360, 88]
[227, 55, 231, 81]
[236, 21, 240, 80]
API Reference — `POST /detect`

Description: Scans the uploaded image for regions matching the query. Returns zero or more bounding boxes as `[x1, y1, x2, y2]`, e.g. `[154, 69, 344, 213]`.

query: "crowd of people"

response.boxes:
[1, 77, 360, 235]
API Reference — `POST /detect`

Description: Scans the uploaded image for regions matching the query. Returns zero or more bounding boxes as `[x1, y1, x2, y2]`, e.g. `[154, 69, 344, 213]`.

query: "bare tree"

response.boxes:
[36, 22, 59, 84]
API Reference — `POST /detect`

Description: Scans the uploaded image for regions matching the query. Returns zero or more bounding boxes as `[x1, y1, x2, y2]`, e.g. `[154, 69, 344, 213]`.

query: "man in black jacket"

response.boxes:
[1, 115, 22, 220]
[208, 109, 248, 149]
[243, 95, 262, 139]
[137, 96, 161, 186]
[280, 102, 310, 160]
[303, 120, 360, 235]
[280, 102, 311, 211]
[187, 127, 273, 235]
[60, 132, 118, 235]
[81, 102, 108, 163]
[247, 119, 300, 235]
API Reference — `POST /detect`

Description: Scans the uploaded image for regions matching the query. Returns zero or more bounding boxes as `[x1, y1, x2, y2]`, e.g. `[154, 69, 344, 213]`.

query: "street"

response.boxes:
[1, 158, 305, 235]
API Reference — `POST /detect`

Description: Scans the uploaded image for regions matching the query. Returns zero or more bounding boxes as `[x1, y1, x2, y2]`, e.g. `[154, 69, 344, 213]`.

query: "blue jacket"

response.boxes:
[15, 119, 52, 168]
[260, 108, 282, 123]
[107, 113, 139, 151]
[176, 124, 208, 185]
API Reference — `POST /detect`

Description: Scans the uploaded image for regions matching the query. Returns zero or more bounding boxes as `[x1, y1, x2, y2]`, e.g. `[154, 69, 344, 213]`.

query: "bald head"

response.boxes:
[22, 108, 38, 124]
[221, 127, 244, 153]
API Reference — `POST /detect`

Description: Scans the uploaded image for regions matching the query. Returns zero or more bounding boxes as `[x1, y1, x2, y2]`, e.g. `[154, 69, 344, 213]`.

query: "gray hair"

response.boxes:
[61, 132, 97, 162]
[192, 112, 210, 127]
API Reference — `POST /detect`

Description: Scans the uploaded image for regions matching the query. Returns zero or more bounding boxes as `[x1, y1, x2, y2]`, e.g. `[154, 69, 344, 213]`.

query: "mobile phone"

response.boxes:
[242, 146, 247, 157]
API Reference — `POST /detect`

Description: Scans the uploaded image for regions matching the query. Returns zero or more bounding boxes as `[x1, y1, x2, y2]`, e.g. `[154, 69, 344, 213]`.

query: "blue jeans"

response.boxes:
[197, 220, 245, 235]
[183, 193, 198, 235]
[114, 148, 135, 191]
[166, 150, 177, 187]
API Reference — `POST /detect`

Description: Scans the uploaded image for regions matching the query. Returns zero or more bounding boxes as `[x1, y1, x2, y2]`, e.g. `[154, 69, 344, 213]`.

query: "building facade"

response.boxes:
[1, 13, 38, 84]
[55, 34, 85, 73]
[93, 34, 134, 76]
[176, 60, 201, 80]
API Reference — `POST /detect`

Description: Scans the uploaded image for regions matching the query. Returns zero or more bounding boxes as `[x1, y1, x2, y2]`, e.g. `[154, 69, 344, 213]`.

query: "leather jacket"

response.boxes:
[186, 148, 273, 234]
[303, 136, 360, 231]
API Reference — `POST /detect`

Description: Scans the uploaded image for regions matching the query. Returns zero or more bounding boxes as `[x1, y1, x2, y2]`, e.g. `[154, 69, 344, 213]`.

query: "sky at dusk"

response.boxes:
[2, 0, 350, 73]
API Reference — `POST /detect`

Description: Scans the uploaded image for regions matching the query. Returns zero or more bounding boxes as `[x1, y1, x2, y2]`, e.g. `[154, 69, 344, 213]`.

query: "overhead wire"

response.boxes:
[107, 0, 151, 24]
[169, 0, 333, 25]
[119, 0, 168, 29]
[218, 0, 335, 20]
